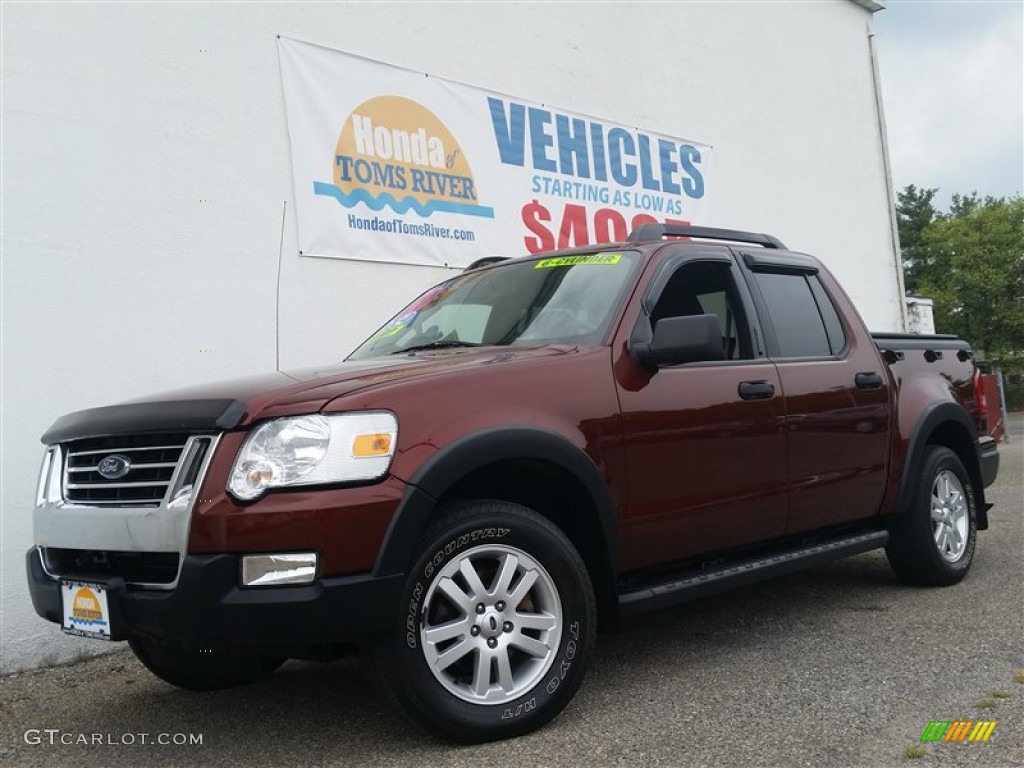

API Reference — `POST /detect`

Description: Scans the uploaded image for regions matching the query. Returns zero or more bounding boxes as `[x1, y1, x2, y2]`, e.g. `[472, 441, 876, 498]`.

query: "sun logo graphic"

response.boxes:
[71, 587, 106, 625]
[314, 95, 494, 219]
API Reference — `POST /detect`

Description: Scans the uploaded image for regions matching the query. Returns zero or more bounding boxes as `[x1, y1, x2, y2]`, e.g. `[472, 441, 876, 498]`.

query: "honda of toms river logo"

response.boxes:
[920, 720, 997, 742]
[314, 95, 494, 219]
[71, 587, 107, 627]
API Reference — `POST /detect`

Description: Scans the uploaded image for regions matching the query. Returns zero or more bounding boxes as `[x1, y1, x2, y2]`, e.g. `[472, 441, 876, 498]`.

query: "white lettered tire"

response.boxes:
[377, 500, 596, 742]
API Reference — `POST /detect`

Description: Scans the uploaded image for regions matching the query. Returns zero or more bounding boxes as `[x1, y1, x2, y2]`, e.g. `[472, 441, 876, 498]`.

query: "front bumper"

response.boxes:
[27, 548, 404, 655]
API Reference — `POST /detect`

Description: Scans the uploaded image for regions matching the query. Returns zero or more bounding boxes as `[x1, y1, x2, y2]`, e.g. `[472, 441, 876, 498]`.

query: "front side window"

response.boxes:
[348, 251, 641, 359]
[650, 261, 753, 360]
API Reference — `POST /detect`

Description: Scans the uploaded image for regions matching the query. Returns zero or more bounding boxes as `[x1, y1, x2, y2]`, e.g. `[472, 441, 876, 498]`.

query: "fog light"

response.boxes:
[241, 553, 317, 587]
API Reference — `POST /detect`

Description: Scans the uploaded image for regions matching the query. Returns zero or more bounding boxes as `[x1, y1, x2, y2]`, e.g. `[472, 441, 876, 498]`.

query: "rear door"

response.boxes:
[741, 252, 891, 533]
[613, 248, 789, 571]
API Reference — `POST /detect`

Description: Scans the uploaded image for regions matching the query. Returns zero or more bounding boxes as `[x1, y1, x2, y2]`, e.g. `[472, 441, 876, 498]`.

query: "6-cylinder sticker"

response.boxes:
[534, 253, 622, 269]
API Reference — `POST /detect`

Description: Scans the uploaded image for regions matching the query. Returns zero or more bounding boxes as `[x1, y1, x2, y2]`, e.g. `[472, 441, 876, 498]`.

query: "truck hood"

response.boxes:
[141, 346, 574, 424]
[42, 346, 574, 443]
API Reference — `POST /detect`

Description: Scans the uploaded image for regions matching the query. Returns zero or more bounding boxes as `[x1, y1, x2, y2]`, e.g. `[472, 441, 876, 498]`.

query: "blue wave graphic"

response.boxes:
[314, 182, 495, 219]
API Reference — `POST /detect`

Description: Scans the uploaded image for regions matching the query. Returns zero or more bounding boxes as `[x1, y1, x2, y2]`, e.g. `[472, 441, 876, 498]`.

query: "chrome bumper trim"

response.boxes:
[33, 434, 222, 589]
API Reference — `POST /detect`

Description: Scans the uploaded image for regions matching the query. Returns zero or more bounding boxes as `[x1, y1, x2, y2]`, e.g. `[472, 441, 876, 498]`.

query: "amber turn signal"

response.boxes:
[352, 433, 393, 457]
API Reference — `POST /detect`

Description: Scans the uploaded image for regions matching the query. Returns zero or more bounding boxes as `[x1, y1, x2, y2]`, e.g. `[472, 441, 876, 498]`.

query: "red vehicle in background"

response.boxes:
[977, 367, 1006, 442]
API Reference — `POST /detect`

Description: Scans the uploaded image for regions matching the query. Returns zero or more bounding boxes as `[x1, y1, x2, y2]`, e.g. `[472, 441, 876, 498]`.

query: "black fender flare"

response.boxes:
[373, 427, 619, 577]
[895, 402, 988, 528]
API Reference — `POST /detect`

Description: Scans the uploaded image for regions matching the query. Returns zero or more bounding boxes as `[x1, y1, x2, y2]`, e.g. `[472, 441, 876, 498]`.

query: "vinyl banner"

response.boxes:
[279, 38, 713, 268]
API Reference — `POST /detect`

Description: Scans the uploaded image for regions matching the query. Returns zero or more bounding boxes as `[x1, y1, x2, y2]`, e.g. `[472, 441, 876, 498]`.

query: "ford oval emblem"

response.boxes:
[97, 454, 132, 480]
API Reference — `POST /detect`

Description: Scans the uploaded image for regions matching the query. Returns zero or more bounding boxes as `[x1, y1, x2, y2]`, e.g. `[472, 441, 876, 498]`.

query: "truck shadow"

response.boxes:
[70, 550, 907, 756]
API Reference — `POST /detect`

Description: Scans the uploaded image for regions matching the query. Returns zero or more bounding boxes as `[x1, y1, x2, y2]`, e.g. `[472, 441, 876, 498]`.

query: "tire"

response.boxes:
[128, 636, 285, 691]
[886, 446, 978, 586]
[376, 500, 597, 743]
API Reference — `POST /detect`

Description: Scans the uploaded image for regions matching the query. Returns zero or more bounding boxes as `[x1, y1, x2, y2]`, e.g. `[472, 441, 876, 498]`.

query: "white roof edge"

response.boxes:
[848, 0, 886, 12]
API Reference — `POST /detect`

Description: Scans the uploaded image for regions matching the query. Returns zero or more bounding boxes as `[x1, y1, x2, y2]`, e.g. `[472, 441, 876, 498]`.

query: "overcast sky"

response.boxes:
[873, 0, 1023, 210]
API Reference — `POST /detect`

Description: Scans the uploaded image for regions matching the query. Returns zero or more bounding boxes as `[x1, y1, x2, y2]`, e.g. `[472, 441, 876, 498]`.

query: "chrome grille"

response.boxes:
[63, 433, 190, 505]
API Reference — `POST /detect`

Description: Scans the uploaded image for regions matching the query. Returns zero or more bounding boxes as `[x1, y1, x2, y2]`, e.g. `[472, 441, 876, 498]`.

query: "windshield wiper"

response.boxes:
[392, 341, 484, 354]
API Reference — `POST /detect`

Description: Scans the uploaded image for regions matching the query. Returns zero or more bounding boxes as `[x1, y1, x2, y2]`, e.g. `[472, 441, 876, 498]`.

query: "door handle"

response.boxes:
[738, 380, 775, 400]
[855, 372, 884, 389]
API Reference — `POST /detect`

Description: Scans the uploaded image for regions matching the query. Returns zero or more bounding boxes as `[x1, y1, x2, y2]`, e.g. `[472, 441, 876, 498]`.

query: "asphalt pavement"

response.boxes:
[2, 415, 1021, 768]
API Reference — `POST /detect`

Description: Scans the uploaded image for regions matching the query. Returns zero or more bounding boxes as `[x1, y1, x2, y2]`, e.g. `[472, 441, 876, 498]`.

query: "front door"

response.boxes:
[614, 256, 789, 572]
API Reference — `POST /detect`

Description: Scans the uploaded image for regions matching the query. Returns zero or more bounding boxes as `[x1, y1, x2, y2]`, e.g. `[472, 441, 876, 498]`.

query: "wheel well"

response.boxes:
[438, 458, 619, 630]
[926, 421, 988, 529]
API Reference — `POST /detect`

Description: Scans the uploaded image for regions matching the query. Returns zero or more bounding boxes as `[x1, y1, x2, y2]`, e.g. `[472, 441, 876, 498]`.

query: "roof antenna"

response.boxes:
[275, 200, 287, 373]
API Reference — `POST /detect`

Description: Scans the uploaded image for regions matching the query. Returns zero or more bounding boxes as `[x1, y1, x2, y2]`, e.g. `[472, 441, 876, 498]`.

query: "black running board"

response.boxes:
[618, 530, 889, 616]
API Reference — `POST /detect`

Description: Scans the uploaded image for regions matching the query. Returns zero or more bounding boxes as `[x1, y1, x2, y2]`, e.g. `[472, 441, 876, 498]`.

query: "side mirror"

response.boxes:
[632, 314, 724, 369]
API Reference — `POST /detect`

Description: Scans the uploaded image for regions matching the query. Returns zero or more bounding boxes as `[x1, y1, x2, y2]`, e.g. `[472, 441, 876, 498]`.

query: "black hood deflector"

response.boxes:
[41, 400, 247, 444]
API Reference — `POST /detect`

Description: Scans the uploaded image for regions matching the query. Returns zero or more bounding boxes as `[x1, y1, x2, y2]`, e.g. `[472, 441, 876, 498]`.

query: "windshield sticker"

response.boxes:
[369, 323, 406, 341]
[368, 311, 418, 342]
[534, 253, 623, 269]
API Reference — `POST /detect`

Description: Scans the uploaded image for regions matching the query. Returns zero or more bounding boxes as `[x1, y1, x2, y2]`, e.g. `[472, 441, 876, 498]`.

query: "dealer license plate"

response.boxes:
[61, 580, 113, 640]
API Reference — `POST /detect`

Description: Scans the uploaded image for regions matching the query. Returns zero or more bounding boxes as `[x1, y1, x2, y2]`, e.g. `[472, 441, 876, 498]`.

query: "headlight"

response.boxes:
[228, 411, 398, 501]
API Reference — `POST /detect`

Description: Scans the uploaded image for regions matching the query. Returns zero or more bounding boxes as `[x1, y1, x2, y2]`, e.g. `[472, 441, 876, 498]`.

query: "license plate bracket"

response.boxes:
[61, 580, 114, 640]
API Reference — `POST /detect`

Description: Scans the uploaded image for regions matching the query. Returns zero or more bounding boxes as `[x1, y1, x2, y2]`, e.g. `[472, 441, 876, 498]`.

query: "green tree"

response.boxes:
[896, 184, 939, 294]
[912, 195, 1024, 367]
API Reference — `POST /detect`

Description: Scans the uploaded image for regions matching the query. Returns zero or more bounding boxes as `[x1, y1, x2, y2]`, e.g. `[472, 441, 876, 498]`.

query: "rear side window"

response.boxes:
[753, 271, 835, 358]
[808, 276, 847, 354]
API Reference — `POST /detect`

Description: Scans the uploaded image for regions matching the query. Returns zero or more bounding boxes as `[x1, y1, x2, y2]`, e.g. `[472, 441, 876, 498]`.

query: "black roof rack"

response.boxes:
[627, 224, 786, 250]
[464, 256, 510, 271]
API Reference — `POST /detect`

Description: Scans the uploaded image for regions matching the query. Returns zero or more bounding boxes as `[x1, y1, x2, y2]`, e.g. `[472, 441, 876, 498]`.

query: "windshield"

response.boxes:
[348, 251, 641, 359]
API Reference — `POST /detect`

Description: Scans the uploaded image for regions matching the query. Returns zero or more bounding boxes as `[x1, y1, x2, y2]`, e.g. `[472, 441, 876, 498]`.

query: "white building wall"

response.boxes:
[906, 298, 937, 335]
[1, 0, 901, 672]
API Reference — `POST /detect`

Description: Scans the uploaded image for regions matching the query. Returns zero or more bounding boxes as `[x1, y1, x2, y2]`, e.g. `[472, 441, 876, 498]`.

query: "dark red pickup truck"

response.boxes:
[28, 224, 999, 742]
